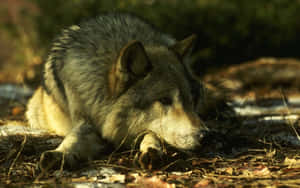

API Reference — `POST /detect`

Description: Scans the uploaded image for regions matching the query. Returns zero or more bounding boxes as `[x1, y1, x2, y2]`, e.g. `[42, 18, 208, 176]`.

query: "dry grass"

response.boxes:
[1, 135, 300, 187]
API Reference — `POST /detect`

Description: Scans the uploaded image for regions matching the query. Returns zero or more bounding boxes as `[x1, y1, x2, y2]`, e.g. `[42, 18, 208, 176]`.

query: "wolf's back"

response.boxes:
[26, 13, 176, 135]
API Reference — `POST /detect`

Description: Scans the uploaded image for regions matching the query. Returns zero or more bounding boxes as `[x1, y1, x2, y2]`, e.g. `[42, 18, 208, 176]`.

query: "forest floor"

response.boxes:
[1, 58, 300, 187]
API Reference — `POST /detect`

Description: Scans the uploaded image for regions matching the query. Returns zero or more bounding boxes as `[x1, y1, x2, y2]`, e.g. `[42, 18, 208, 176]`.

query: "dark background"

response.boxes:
[1, 0, 300, 78]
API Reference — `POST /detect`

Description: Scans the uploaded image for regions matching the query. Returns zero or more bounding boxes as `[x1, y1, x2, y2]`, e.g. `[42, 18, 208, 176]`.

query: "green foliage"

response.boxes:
[2, 0, 300, 74]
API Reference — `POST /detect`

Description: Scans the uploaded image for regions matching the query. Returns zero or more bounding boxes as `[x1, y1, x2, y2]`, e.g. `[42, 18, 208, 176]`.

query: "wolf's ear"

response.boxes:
[108, 41, 152, 96]
[170, 34, 197, 57]
[119, 40, 152, 77]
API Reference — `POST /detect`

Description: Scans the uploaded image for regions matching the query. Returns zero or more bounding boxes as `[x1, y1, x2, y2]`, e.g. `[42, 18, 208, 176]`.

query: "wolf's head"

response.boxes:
[104, 35, 209, 151]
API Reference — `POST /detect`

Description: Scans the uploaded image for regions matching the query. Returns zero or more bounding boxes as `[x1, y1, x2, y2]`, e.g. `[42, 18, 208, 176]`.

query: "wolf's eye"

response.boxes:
[159, 97, 173, 106]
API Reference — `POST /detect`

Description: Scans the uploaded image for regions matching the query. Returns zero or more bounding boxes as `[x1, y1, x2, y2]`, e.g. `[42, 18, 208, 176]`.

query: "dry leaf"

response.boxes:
[225, 167, 233, 175]
[253, 165, 271, 176]
[133, 176, 175, 188]
[284, 157, 300, 168]
[11, 106, 24, 116]
[193, 179, 212, 188]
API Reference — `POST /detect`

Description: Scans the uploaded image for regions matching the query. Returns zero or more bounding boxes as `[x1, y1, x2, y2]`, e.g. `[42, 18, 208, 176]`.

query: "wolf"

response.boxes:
[26, 13, 222, 170]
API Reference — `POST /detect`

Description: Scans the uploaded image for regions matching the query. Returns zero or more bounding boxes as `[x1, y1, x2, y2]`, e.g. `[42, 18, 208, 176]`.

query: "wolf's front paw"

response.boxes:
[135, 147, 164, 170]
[39, 150, 78, 171]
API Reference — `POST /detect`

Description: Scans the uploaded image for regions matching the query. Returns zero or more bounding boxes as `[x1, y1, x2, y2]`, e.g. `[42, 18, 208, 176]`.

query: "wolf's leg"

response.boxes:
[40, 123, 106, 170]
[135, 132, 165, 169]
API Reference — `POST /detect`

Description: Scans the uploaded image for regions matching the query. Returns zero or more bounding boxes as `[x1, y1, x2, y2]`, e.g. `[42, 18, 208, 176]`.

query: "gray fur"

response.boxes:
[27, 13, 210, 170]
